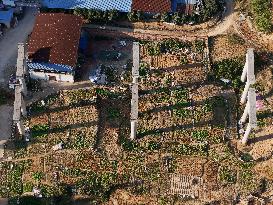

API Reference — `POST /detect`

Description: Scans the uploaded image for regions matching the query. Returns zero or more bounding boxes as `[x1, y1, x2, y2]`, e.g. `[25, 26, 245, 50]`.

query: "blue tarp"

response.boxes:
[28, 62, 74, 73]
[0, 8, 13, 25]
[42, 0, 132, 12]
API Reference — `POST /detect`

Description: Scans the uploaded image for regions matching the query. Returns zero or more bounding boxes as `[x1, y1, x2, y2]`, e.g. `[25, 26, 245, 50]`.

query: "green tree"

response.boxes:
[136, 10, 144, 21]
[108, 9, 119, 21]
[161, 12, 171, 22]
[202, 0, 224, 21]
[32, 171, 44, 182]
[128, 11, 138, 22]
[172, 12, 182, 25]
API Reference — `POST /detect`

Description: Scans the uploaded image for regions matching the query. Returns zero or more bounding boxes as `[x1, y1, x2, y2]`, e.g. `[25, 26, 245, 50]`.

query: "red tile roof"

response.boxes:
[28, 13, 83, 68]
[132, 0, 172, 13]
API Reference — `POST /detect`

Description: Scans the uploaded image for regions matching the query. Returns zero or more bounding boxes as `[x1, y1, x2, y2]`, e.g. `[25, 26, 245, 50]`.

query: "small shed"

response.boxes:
[0, 8, 14, 28]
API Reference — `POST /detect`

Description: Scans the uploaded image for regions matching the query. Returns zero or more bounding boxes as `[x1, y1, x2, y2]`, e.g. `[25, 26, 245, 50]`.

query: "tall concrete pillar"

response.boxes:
[248, 88, 257, 126]
[241, 88, 257, 145]
[130, 120, 137, 140]
[19, 78, 27, 96]
[240, 102, 249, 123]
[16, 120, 25, 136]
[240, 48, 255, 104]
[16, 43, 27, 77]
[130, 42, 140, 140]
[21, 96, 27, 117]
[132, 77, 138, 84]
[241, 82, 250, 104]
[132, 42, 140, 77]
[242, 123, 252, 145]
[241, 62, 247, 82]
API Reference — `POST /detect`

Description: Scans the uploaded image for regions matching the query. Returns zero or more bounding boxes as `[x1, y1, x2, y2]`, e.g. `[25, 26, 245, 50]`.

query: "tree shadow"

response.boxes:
[149, 63, 204, 73]
[249, 133, 273, 144]
[28, 47, 52, 63]
[48, 121, 98, 135]
[93, 94, 131, 152]
[28, 100, 97, 117]
[137, 120, 210, 139]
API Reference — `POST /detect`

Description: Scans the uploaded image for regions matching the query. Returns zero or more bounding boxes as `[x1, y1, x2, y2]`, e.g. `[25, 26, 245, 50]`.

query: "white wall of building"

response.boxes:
[29, 70, 74, 83]
[59, 72, 74, 82]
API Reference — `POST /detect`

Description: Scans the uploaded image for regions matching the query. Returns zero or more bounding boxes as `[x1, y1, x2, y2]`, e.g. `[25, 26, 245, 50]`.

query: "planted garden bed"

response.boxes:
[0, 37, 263, 204]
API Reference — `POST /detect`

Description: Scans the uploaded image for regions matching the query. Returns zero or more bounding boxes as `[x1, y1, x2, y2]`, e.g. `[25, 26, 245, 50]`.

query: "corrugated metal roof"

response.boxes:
[28, 62, 74, 73]
[42, 0, 132, 12]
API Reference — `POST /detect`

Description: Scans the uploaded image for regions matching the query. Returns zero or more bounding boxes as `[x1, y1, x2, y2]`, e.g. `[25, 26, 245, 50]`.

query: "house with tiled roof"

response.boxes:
[27, 13, 84, 83]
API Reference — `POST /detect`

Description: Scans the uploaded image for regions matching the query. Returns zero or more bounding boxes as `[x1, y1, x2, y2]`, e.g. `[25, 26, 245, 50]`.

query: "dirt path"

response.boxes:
[85, 0, 236, 40]
[0, 8, 37, 85]
[85, 24, 206, 41]
[208, 0, 236, 36]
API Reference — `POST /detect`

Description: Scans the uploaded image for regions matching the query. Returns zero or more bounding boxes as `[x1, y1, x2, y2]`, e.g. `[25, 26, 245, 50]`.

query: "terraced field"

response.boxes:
[0, 39, 262, 204]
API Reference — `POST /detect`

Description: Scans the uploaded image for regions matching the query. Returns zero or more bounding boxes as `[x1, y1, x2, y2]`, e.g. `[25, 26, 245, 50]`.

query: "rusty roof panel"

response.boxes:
[28, 13, 83, 68]
[132, 0, 171, 13]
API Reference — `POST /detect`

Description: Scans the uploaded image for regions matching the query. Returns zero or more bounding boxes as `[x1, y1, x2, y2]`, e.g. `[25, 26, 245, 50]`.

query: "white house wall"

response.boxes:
[59, 73, 74, 82]
[29, 71, 47, 80]
[29, 71, 74, 83]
